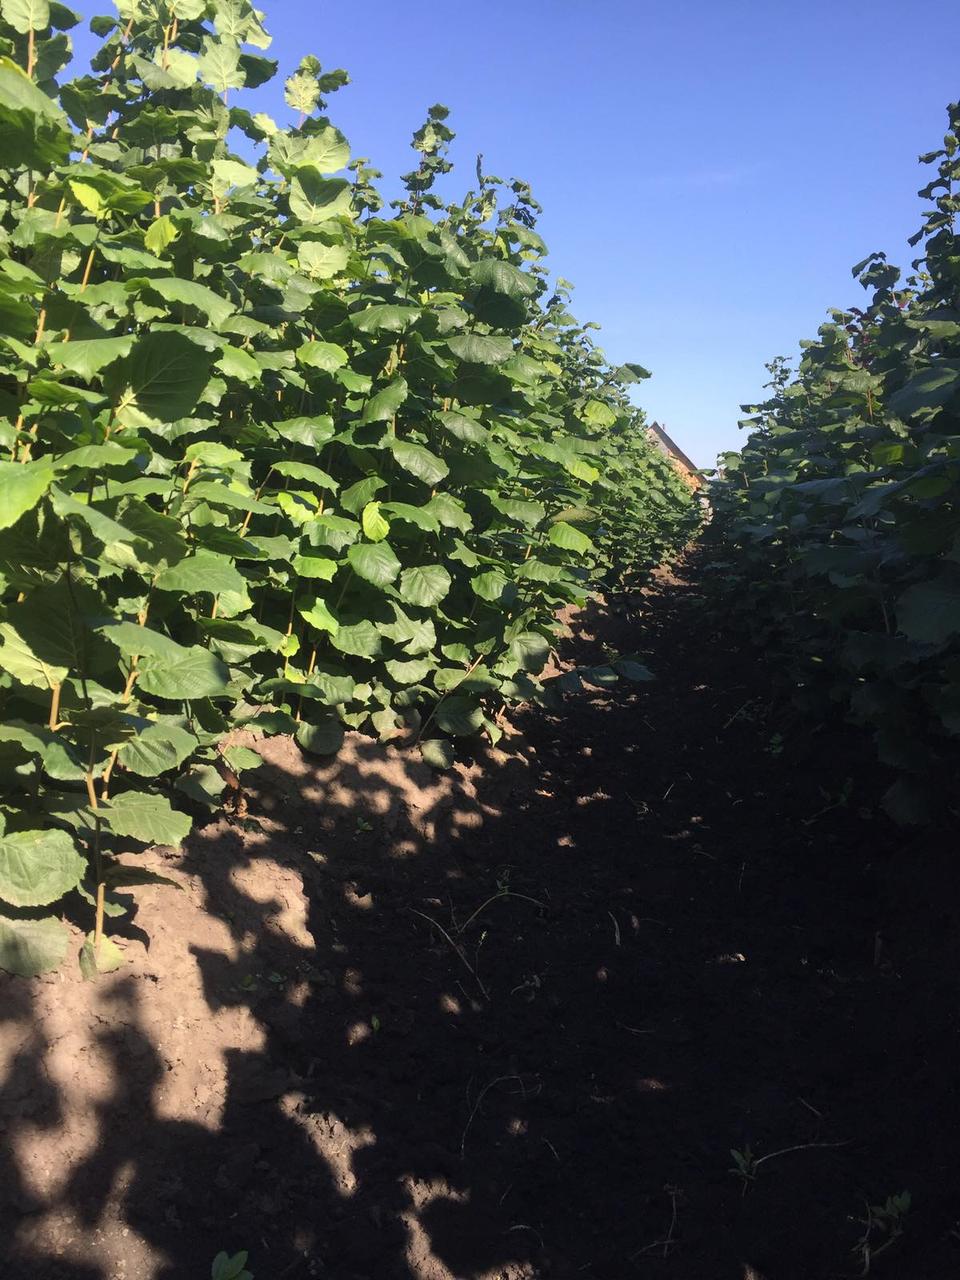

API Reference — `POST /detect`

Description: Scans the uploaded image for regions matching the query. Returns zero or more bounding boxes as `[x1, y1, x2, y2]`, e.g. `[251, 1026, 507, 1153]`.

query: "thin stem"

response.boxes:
[48, 683, 61, 732]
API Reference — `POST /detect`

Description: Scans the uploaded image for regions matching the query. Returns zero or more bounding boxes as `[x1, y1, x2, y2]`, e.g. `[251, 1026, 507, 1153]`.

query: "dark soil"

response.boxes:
[3, 547, 959, 1280]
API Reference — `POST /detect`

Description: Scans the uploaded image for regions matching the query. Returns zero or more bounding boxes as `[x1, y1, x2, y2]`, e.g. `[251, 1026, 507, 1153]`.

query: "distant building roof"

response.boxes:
[647, 422, 702, 487]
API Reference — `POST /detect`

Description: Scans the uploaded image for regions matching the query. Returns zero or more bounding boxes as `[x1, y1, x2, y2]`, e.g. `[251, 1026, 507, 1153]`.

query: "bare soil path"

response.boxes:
[3, 548, 959, 1280]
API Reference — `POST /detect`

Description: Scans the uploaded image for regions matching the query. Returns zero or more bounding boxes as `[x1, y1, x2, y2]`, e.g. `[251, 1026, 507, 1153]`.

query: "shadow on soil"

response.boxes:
[3, 548, 960, 1280]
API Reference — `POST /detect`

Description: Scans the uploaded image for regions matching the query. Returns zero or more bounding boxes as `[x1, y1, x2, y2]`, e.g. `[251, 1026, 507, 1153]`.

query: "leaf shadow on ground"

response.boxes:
[3, 552, 960, 1280]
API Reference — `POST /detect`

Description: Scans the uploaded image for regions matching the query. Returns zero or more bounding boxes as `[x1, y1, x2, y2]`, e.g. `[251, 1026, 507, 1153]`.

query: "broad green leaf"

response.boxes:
[435, 695, 483, 736]
[118, 722, 198, 777]
[108, 333, 212, 428]
[69, 179, 104, 214]
[399, 564, 451, 607]
[330, 619, 381, 658]
[297, 243, 349, 279]
[79, 932, 125, 979]
[144, 214, 179, 255]
[1, 0, 50, 33]
[288, 171, 352, 223]
[351, 303, 418, 334]
[211, 157, 259, 190]
[146, 277, 235, 327]
[385, 657, 432, 684]
[896, 573, 960, 645]
[297, 338, 348, 370]
[0, 459, 54, 530]
[99, 791, 192, 846]
[362, 377, 408, 423]
[0, 913, 69, 976]
[0, 829, 83, 908]
[471, 569, 511, 602]
[382, 502, 440, 533]
[155, 550, 245, 597]
[447, 333, 514, 365]
[506, 632, 550, 673]
[362, 501, 390, 542]
[198, 37, 245, 92]
[272, 461, 338, 490]
[348, 540, 401, 587]
[292, 554, 337, 579]
[472, 258, 537, 299]
[46, 336, 135, 378]
[296, 715, 344, 756]
[420, 738, 454, 769]
[548, 520, 594, 554]
[301, 666, 355, 704]
[0, 622, 67, 688]
[299, 597, 339, 634]
[216, 345, 261, 383]
[390, 439, 448, 485]
[137, 646, 231, 699]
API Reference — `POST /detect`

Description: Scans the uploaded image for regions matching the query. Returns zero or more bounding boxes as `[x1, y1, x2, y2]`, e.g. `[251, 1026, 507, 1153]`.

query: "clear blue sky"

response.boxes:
[82, 1, 960, 465]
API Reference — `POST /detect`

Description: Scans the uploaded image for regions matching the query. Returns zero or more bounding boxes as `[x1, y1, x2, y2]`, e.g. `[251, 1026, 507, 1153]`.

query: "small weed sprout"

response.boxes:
[211, 1251, 253, 1280]
[853, 1192, 911, 1274]
[729, 1145, 756, 1188]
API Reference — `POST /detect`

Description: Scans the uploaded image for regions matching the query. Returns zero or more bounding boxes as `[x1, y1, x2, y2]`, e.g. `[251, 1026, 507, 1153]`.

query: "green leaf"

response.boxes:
[361, 501, 390, 542]
[0, 55, 70, 165]
[385, 656, 432, 684]
[118, 722, 198, 777]
[471, 569, 511, 602]
[399, 564, 451, 607]
[109, 333, 212, 428]
[887, 365, 960, 418]
[351, 303, 418, 334]
[0, 459, 54, 530]
[289, 171, 352, 223]
[506, 632, 550, 673]
[299, 597, 339, 634]
[136, 646, 231, 699]
[198, 37, 245, 92]
[146, 277, 235, 327]
[0, 829, 84, 908]
[435, 695, 483, 736]
[211, 157, 259, 190]
[390, 439, 448, 485]
[896, 572, 960, 645]
[1, 0, 50, 34]
[472, 258, 537, 299]
[0, 622, 67, 688]
[302, 666, 355, 704]
[420, 738, 454, 770]
[615, 660, 655, 682]
[297, 242, 349, 279]
[272, 461, 337, 491]
[348, 541, 401, 587]
[296, 715, 344, 755]
[155, 550, 245, 597]
[0, 913, 69, 977]
[447, 333, 514, 365]
[79, 931, 125, 979]
[99, 792, 192, 846]
[144, 214, 179, 255]
[382, 502, 439, 533]
[221, 745, 262, 773]
[297, 338, 348, 370]
[362, 377, 408, 423]
[548, 520, 594, 554]
[330, 619, 381, 658]
[69, 179, 104, 214]
[292, 554, 337, 580]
